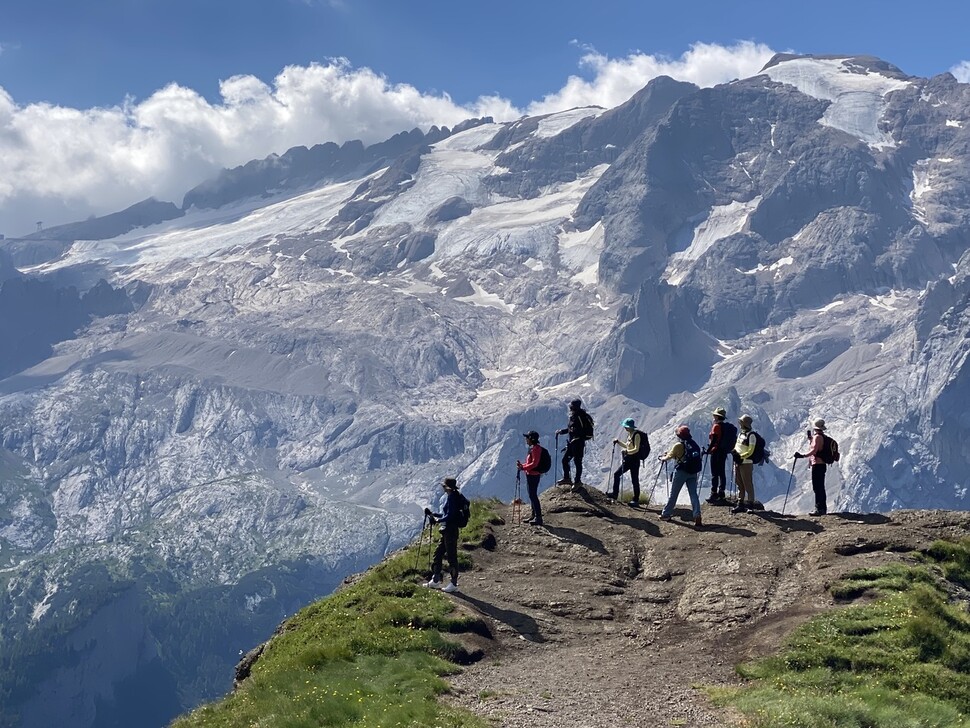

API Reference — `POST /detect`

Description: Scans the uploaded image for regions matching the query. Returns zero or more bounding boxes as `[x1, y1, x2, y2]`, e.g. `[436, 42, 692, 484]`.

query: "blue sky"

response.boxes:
[1, 0, 969, 235]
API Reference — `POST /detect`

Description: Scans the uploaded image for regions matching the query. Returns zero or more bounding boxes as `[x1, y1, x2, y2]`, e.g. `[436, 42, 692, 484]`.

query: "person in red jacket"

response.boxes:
[795, 418, 829, 516]
[516, 430, 544, 526]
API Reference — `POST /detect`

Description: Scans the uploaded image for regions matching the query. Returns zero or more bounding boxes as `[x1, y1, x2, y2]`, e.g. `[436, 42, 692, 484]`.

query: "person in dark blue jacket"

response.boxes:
[424, 477, 464, 593]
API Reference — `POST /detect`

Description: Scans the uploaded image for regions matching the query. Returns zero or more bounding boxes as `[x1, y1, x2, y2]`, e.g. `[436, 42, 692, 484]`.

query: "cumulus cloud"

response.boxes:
[0, 42, 776, 236]
[527, 41, 776, 115]
[951, 60, 970, 83]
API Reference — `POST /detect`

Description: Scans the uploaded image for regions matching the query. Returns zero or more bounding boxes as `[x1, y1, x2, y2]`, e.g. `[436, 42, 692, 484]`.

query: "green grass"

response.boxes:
[716, 539, 970, 728]
[171, 500, 503, 728]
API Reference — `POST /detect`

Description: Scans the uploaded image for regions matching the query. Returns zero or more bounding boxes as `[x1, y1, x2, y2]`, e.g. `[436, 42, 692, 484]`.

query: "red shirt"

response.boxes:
[708, 421, 723, 453]
[521, 443, 542, 475]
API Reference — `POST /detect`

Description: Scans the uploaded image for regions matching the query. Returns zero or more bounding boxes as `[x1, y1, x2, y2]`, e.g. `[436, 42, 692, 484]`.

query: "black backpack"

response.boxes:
[634, 430, 651, 461]
[454, 492, 471, 528]
[576, 410, 595, 440]
[718, 422, 739, 454]
[537, 446, 552, 474]
[751, 431, 769, 465]
[679, 437, 703, 474]
[820, 434, 840, 465]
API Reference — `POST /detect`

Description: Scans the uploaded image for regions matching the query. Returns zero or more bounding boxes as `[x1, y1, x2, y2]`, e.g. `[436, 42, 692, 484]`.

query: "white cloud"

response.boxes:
[526, 41, 776, 115]
[0, 42, 776, 237]
[951, 60, 970, 83]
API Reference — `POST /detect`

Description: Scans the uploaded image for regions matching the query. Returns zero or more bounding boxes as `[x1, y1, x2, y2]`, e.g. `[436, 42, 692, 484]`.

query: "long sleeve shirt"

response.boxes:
[663, 442, 685, 461]
[521, 443, 542, 475]
[806, 432, 825, 467]
[734, 429, 756, 463]
[708, 422, 722, 454]
[619, 430, 641, 457]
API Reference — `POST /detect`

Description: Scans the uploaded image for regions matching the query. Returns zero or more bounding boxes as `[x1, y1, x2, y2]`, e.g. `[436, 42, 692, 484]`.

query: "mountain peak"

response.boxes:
[760, 53, 910, 80]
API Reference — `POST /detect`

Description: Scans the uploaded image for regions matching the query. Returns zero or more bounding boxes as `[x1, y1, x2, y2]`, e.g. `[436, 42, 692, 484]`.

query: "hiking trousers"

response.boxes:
[612, 456, 640, 501]
[662, 470, 701, 519]
[526, 473, 542, 522]
[811, 463, 827, 514]
[735, 462, 755, 504]
[710, 451, 728, 495]
[562, 438, 586, 483]
[432, 526, 460, 585]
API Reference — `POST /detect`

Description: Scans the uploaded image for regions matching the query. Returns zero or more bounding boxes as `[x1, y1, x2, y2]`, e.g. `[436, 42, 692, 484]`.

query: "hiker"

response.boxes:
[732, 414, 757, 513]
[706, 407, 736, 503]
[659, 425, 704, 526]
[423, 477, 467, 593]
[610, 418, 644, 506]
[516, 431, 544, 526]
[555, 398, 593, 489]
[794, 419, 831, 516]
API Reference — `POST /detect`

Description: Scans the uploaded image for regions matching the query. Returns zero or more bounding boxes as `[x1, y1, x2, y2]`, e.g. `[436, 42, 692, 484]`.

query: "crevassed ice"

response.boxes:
[761, 58, 911, 150]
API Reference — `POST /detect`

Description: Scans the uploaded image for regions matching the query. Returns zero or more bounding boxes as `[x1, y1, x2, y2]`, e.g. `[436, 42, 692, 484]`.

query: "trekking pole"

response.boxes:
[701, 452, 709, 481]
[554, 433, 560, 487]
[781, 457, 797, 515]
[604, 442, 617, 493]
[664, 460, 671, 502]
[647, 458, 665, 507]
[512, 469, 523, 525]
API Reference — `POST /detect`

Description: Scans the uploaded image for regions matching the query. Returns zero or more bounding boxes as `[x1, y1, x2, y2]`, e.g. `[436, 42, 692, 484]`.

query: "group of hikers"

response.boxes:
[423, 398, 839, 593]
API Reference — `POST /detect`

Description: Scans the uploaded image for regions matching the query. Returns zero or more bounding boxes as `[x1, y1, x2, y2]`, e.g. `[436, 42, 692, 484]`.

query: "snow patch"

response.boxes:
[737, 256, 795, 277]
[946, 119, 963, 128]
[814, 300, 846, 313]
[558, 220, 604, 283]
[534, 108, 604, 138]
[664, 197, 761, 285]
[761, 58, 911, 150]
[454, 281, 515, 313]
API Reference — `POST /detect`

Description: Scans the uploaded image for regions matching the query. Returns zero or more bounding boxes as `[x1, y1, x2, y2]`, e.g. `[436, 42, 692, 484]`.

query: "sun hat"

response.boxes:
[621, 418, 635, 429]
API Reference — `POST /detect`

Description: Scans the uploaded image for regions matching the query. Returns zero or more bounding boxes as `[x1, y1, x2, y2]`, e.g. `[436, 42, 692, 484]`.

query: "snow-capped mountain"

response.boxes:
[1, 54, 969, 726]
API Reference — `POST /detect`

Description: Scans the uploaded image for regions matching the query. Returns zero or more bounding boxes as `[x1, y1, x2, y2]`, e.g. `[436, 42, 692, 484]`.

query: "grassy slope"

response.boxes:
[171, 501, 502, 728]
[716, 539, 970, 728]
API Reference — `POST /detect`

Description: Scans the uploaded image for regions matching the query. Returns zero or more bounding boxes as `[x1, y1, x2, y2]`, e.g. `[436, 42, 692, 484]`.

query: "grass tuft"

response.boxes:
[719, 538, 970, 727]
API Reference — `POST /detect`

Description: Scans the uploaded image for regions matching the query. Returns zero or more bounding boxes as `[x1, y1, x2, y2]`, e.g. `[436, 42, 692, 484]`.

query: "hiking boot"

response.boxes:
[694, 515, 703, 527]
[556, 477, 573, 486]
[716, 491, 726, 500]
[607, 491, 618, 500]
[659, 513, 672, 521]
[809, 510, 827, 517]
[441, 581, 458, 593]
[706, 495, 719, 504]
[731, 503, 747, 514]
[627, 500, 639, 507]
[424, 579, 443, 589]
[531, 519, 543, 526]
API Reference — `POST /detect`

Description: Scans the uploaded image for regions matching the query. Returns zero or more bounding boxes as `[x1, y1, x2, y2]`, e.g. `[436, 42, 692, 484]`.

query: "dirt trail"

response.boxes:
[442, 486, 970, 727]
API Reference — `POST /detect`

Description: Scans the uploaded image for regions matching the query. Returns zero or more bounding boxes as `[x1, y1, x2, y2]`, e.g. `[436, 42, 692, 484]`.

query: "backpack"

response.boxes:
[537, 446, 552, 474]
[718, 422, 739, 454]
[634, 430, 651, 461]
[576, 410, 595, 440]
[678, 437, 703, 474]
[820, 434, 840, 465]
[454, 492, 471, 529]
[751, 431, 770, 465]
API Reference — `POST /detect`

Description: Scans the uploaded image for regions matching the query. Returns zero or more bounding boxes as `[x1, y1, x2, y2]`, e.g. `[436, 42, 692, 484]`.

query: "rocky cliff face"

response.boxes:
[1, 53, 969, 726]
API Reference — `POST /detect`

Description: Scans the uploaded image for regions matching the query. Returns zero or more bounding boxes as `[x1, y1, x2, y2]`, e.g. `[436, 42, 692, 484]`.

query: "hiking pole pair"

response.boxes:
[604, 442, 618, 494]
[647, 458, 665, 507]
[414, 512, 434, 572]
[781, 456, 798, 515]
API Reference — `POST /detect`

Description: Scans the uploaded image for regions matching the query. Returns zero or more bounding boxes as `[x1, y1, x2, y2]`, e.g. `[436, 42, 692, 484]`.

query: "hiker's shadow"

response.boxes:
[544, 525, 609, 555]
[661, 508, 758, 536]
[830, 512, 892, 525]
[566, 486, 663, 536]
[455, 592, 546, 643]
[752, 511, 824, 533]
